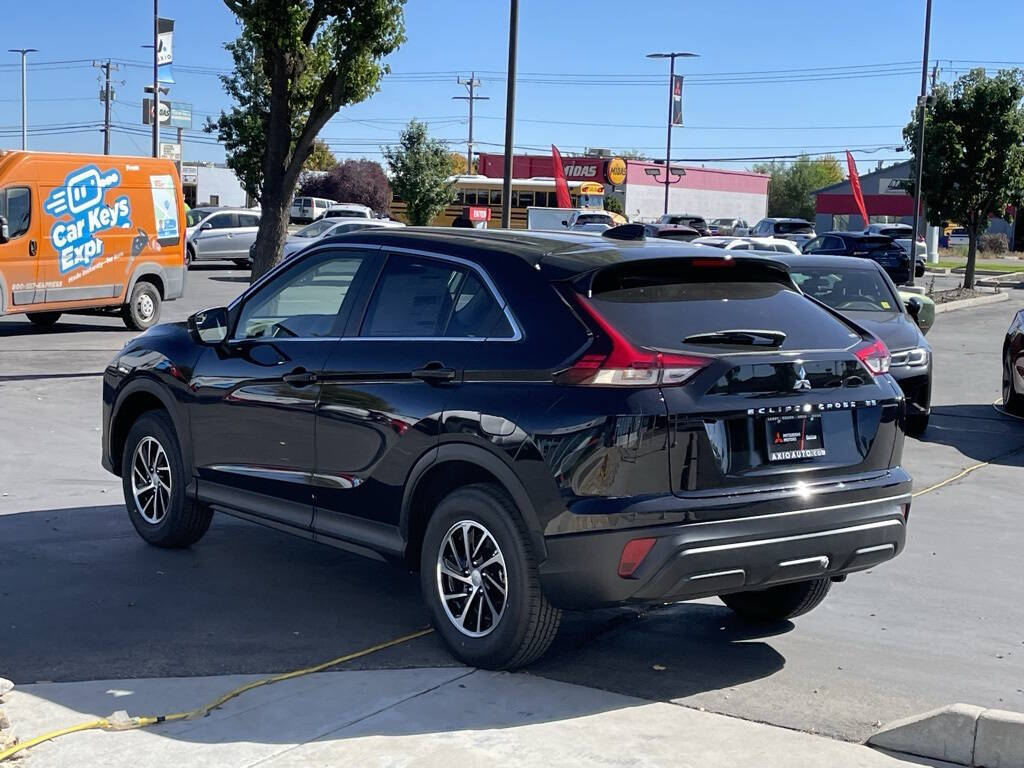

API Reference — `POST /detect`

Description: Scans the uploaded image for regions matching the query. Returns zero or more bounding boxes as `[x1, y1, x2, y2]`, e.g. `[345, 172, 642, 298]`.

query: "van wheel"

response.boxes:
[121, 411, 212, 548]
[420, 483, 561, 670]
[720, 578, 832, 622]
[26, 312, 62, 328]
[122, 281, 161, 331]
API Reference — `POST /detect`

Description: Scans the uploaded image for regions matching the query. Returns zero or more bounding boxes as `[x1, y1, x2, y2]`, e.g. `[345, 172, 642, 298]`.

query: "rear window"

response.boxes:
[790, 267, 899, 314]
[325, 209, 368, 219]
[588, 260, 858, 353]
[857, 236, 900, 251]
[774, 221, 813, 234]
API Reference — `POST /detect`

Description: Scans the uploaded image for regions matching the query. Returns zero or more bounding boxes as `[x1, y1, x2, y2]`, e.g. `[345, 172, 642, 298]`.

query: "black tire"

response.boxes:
[905, 412, 930, 436]
[185, 244, 195, 269]
[26, 311, 61, 328]
[121, 411, 212, 548]
[122, 280, 161, 331]
[1004, 348, 1024, 416]
[420, 483, 561, 670]
[720, 577, 832, 622]
[233, 259, 252, 269]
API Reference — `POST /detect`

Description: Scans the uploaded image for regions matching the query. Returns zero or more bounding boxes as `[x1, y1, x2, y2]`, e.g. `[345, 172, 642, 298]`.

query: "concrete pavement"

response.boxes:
[3, 668, 958, 767]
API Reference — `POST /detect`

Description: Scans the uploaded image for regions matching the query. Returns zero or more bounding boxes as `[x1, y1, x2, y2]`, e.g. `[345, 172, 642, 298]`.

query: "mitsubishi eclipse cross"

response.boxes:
[101, 228, 912, 669]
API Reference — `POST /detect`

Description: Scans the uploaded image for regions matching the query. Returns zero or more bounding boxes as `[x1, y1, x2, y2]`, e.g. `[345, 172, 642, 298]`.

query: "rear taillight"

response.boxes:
[560, 294, 709, 387]
[855, 338, 891, 375]
[618, 537, 656, 578]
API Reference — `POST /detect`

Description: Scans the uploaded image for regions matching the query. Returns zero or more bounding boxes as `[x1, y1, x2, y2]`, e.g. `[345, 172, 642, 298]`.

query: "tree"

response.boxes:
[903, 68, 1024, 288]
[383, 120, 455, 225]
[752, 154, 843, 221]
[298, 157, 391, 213]
[448, 151, 476, 175]
[604, 195, 624, 216]
[208, 0, 405, 280]
[303, 138, 337, 171]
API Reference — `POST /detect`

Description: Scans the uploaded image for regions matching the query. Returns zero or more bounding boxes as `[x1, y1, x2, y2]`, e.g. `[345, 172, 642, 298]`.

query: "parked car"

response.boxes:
[894, 240, 927, 277]
[290, 196, 336, 224]
[802, 231, 912, 285]
[658, 213, 710, 236]
[102, 229, 911, 669]
[642, 223, 700, 241]
[708, 217, 748, 236]
[693, 236, 801, 254]
[568, 211, 617, 231]
[862, 225, 927, 277]
[1004, 309, 1024, 416]
[185, 207, 261, 268]
[948, 228, 969, 247]
[323, 203, 374, 220]
[279, 218, 406, 259]
[749, 217, 816, 245]
[776, 254, 932, 435]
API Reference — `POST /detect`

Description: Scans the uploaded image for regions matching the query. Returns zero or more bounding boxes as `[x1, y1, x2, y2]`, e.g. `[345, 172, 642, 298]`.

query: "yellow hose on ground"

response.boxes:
[0, 627, 433, 763]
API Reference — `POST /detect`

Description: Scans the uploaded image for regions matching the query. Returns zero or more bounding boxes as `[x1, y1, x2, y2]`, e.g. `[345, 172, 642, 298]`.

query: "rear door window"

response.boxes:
[237, 214, 260, 228]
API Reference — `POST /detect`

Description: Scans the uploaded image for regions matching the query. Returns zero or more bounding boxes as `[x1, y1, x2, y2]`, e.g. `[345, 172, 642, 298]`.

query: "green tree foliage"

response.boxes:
[298, 158, 391, 213]
[208, 0, 405, 279]
[903, 68, 1024, 288]
[383, 120, 455, 225]
[604, 195, 624, 216]
[752, 154, 843, 221]
[447, 151, 476, 175]
[303, 138, 337, 171]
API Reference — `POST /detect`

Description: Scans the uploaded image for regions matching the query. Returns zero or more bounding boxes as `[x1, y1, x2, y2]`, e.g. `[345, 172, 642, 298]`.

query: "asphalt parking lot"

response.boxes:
[1, 265, 1022, 744]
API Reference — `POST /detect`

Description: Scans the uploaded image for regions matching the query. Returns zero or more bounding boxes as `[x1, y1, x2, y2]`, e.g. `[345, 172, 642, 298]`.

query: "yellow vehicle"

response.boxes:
[390, 176, 607, 228]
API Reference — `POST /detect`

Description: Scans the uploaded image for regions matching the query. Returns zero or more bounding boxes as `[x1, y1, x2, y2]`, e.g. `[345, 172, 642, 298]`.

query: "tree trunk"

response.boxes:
[964, 222, 979, 290]
[251, 182, 291, 282]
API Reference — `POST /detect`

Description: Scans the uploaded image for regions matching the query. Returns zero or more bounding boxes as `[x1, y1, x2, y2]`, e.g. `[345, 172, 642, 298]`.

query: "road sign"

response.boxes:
[181, 165, 198, 185]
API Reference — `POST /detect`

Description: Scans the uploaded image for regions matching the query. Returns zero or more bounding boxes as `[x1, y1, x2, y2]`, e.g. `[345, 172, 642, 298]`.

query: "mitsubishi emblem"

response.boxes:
[793, 365, 812, 391]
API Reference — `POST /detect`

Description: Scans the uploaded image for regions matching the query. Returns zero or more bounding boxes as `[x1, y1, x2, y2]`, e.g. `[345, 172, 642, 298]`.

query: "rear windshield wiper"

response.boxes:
[682, 329, 787, 347]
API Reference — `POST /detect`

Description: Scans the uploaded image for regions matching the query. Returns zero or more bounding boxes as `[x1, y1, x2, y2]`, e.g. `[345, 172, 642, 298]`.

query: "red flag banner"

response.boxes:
[551, 145, 572, 209]
[846, 150, 870, 227]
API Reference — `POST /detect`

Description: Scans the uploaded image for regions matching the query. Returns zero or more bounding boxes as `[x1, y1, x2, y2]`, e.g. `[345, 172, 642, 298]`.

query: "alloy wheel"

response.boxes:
[436, 520, 508, 638]
[131, 436, 171, 524]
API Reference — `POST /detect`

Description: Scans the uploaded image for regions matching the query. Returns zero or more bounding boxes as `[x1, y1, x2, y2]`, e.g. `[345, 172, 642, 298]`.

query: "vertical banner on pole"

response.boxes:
[157, 18, 174, 84]
[671, 74, 684, 126]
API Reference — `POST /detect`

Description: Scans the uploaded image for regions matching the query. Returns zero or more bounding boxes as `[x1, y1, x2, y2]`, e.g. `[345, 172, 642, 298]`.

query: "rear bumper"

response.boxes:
[539, 473, 911, 609]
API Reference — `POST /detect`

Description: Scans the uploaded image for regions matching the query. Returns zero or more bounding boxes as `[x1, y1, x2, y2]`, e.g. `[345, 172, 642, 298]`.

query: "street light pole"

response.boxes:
[907, 0, 933, 287]
[152, 0, 160, 158]
[501, 0, 519, 229]
[8, 48, 37, 150]
[647, 51, 698, 216]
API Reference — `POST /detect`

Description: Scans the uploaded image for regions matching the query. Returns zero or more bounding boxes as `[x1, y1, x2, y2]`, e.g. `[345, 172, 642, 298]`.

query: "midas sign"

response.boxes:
[606, 157, 627, 186]
[562, 162, 599, 180]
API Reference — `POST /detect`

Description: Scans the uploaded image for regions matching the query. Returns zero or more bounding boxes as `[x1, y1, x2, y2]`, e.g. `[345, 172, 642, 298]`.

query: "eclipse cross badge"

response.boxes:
[793, 365, 812, 391]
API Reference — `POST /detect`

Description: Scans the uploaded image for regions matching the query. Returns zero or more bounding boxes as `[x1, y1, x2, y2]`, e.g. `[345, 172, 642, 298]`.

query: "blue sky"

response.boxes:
[2, 0, 1023, 174]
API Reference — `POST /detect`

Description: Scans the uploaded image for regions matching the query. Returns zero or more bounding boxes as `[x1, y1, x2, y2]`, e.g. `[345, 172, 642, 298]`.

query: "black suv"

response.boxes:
[802, 232, 912, 285]
[102, 229, 912, 669]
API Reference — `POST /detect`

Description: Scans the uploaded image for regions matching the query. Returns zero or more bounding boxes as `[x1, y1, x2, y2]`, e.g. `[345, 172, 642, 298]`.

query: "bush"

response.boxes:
[604, 196, 624, 216]
[978, 232, 1009, 254]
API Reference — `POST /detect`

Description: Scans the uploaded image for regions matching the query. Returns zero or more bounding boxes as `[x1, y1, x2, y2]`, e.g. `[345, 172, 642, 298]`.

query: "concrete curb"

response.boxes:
[933, 291, 1009, 314]
[867, 703, 1024, 767]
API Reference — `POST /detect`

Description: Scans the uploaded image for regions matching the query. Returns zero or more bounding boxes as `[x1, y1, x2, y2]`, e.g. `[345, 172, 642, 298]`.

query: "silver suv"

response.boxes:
[185, 207, 261, 268]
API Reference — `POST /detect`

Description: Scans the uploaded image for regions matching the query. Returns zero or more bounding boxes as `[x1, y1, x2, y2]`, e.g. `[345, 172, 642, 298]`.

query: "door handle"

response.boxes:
[411, 362, 456, 383]
[283, 368, 318, 387]
[28, 240, 37, 257]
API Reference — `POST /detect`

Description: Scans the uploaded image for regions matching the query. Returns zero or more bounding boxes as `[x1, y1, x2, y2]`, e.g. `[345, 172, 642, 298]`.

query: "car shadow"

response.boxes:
[187, 262, 248, 272]
[0, 319, 129, 336]
[917, 403, 1024, 465]
[207, 275, 252, 284]
[1, 503, 791, 750]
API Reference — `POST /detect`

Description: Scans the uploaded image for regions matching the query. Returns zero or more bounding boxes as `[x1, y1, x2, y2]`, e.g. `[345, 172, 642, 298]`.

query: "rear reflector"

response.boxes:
[618, 537, 657, 578]
[560, 294, 709, 387]
[854, 338, 891, 376]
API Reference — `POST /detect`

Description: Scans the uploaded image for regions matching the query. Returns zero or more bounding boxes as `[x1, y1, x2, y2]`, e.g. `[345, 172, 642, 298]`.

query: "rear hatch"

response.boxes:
[576, 256, 902, 500]
[854, 236, 909, 271]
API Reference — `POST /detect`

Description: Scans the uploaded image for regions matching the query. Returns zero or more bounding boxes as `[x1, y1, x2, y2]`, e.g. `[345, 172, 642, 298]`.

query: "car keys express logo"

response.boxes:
[44, 165, 132, 274]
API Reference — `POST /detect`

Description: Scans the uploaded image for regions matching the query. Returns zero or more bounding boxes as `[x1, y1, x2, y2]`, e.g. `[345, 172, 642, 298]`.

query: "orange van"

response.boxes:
[0, 150, 186, 330]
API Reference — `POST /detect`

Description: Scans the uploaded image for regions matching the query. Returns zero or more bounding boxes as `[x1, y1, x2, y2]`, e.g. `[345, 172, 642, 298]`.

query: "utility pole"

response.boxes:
[93, 60, 120, 154]
[452, 72, 488, 175]
[8, 48, 37, 150]
[500, 0, 518, 228]
[908, 0, 933, 287]
[152, 0, 160, 158]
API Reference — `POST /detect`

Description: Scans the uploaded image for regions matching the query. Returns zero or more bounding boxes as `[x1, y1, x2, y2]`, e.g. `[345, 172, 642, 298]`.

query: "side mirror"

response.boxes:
[561, 220, 568, 227]
[199, 222, 213, 232]
[0, 216, 8, 244]
[905, 296, 922, 321]
[188, 306, 230, 345]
